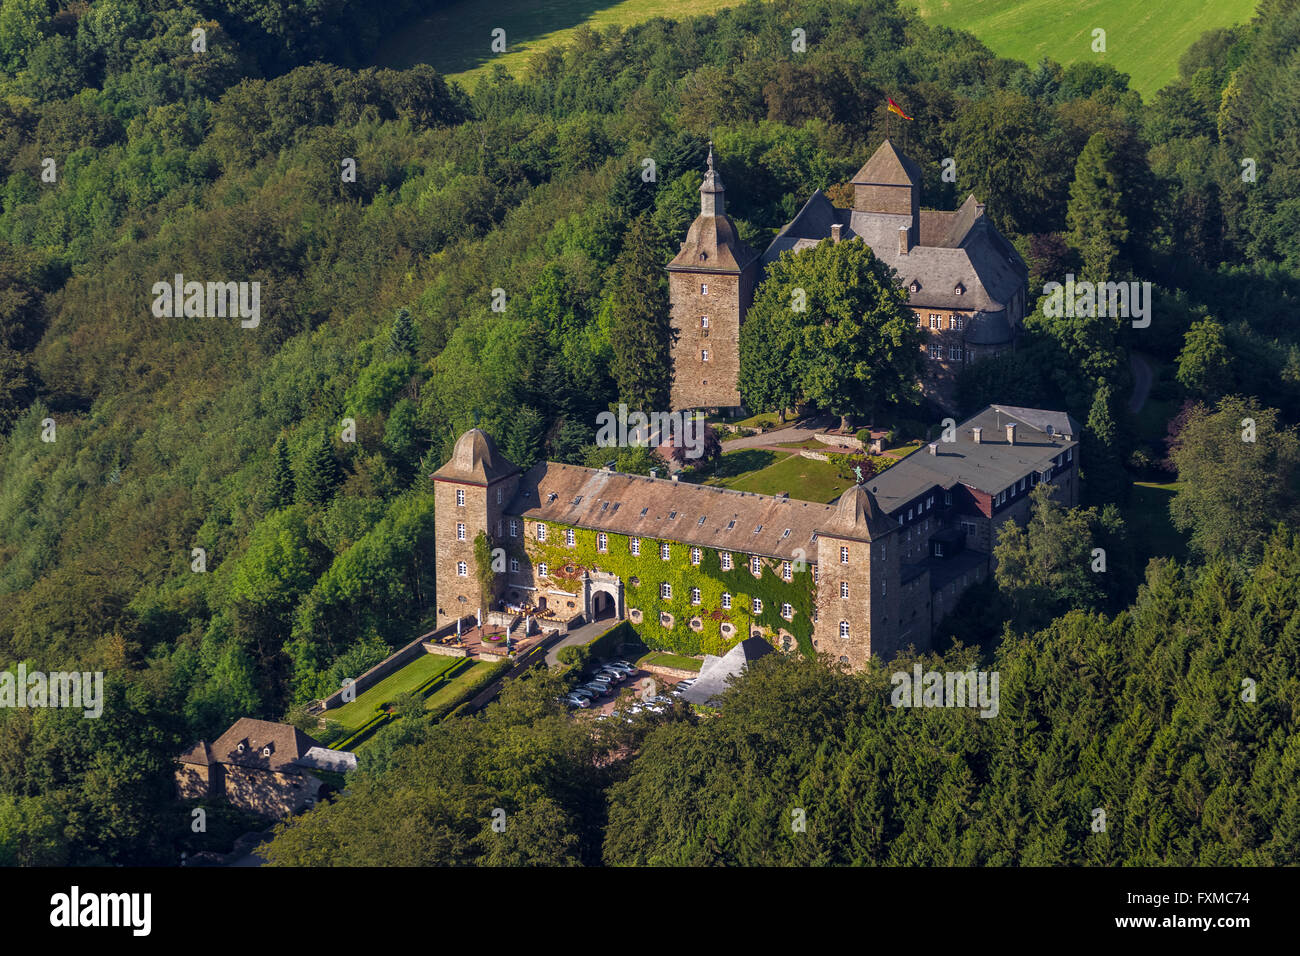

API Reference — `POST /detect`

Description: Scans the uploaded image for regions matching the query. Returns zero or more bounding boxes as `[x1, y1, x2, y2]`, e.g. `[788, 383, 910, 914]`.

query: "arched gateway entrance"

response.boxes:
[582, 571, 624, 624]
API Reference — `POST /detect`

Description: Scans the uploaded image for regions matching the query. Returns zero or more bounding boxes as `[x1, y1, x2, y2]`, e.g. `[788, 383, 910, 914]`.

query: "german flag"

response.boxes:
[886, 97, 913, 120]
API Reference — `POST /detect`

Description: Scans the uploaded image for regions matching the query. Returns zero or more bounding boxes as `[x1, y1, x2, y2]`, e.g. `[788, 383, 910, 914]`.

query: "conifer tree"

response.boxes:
[1067, 131, 1129, 280]
[608, 215, 672, 411]
[387, 307, 416, 357]
[296, 430, 341, 505]
[268, 435, 295, 508]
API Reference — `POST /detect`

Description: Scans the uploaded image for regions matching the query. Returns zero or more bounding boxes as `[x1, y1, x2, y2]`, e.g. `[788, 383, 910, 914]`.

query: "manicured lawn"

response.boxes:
[702, 450, 847, 502]
[326, 653, 465, 733]
[373, 0, 757, 86]
[638, 652, 703, 671]
[910, 0, 1258, 98]
[424, 660, 495, 712]
[1126, 481, 1189, 564]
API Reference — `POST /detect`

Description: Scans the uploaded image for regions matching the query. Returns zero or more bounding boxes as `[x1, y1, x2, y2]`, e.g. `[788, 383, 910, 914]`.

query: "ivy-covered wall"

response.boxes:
[513, 521, 816, 658]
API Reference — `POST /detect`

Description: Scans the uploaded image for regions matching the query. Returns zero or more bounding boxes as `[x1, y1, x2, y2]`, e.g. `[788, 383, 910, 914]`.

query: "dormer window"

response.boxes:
[699, 251, 707, 261]
[262, 745, 272, 757]
[954, 282, 965, 295]
[909, 280, 921, 293]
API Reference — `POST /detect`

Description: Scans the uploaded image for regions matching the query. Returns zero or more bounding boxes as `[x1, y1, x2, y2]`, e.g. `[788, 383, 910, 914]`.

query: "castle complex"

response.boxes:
[433, 406, 1078, 669]
[667, 140, 1029, 413]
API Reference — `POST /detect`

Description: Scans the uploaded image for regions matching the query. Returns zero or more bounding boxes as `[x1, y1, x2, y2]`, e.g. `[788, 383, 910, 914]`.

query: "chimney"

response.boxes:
[898, 224, 910, 256]
[1006, 423, 1017, 445]
[972, 427, 982, 444]
[649, 468, 658, 479]
[928, 442, 938, 455]
[831, 223, 843, 243]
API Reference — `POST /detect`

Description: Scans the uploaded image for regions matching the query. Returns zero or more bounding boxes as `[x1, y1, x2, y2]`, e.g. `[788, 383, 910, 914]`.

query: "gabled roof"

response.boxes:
[506, 462, 842, 561]
[205, 718, 323, 772]
[178, 740, 213, 767]
[851, 139, 922, 187]
[431, 428, 520, 486]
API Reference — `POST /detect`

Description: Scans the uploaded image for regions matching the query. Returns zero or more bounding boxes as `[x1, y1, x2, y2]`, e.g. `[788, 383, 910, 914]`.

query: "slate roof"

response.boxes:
[760, 142, 1028, 340]
[680, 637, 773, 706]
[865, 406, 1080, 514]
[507, 462, 848, 559]
[431, 428, 520, 486]
[820, 484, 897, 541]
[198, 718, 324, 773]
[851, 139, 922, 187]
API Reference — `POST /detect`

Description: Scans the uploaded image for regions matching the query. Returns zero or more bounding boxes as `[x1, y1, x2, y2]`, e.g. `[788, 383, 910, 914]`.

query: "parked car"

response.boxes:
[569, 687, 597, 701]
[602, 662, 634, 676]
[609, 660, 634, 671]
[580, 683, 611, 697]
[591, 671, 621, 684]
[588, 673, 615, 686]
[563, 694, 590, 708]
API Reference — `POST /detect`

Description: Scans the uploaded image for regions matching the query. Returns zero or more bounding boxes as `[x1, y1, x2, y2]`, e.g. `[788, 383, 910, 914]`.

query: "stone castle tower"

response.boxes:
[811, 484, 902, 669]
[666, 145, 759, 414]
[430, 428, 521, 629]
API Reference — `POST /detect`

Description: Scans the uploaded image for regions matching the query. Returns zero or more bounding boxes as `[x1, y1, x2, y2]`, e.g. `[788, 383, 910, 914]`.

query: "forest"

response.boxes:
[0, 0, 1297, 864]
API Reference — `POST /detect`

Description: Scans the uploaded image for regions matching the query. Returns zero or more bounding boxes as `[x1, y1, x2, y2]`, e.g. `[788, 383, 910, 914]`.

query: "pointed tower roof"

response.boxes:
[821, 484, 896, 541]
[667, 145, 758, 275]
[851, 139, 922, 187]
[431, 428, 520, 485]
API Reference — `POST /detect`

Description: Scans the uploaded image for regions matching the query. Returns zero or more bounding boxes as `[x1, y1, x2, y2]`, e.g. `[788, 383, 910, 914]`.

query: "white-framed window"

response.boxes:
[882, 543, 887, 561]
[752, 598, 763, 613]
[538, 563, 548, 577]
[721, 552, 732, 570]
[929, 314, 940, 329]
[456, 488, 465, 507]
[456, 561, 468, 577]
[660, 542, 671, 560]
[882, 576, 887, 596]
[840, 581, 849, 599]
[496, 520, 502, 537]
[690, 587, 701, 605]
[782, 560, 792, 580]
[597, 532, 608, 552]
[509, 519, 518, 537]
[907, 507, 913, 521]
[839, 621, 850, 639]
[840, 546, 849, 564]
[510, 558, 519, 572]
[565, 528, 575, 546]
[701, 349, 710, 362]
[536, 524, 547, 542]
[1067, 447, 1073, 462]
[456, 523, 466, 541]
[929, 344, 941, 359]
[952, 315, 964, 330]
[701, 315, 709, 329]
[944, 491, 952, 506]
[701, 283, 708, 295]
[497, 488, 503, 504]
[813, 565, 819, 583]
[721, 592, 732, 609]
[950, 346, 962, 361]
[690, 547, 701, 565]
[630, 537, 641, 556]
[781, 603, 793, 620]
[750, 555, 761, 575]
[660, 583, 672, 600]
